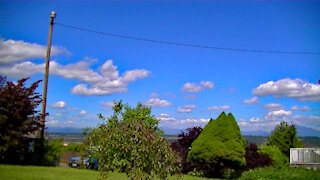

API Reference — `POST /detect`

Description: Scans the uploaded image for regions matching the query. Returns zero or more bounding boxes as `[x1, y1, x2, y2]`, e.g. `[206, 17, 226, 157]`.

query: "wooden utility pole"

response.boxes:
[40, 11, 56, 140]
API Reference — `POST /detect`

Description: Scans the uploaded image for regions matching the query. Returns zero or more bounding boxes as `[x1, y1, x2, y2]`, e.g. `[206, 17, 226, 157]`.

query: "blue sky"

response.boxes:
[1, 1, 320, 135]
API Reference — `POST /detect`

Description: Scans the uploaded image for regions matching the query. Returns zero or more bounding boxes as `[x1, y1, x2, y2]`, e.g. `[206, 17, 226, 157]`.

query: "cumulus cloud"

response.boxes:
[0, 38, 67, 64]
[50, 101, 66, 109]
[291, 106, 312, 112]
[208, 105, 230, 111]
[263, 103, 284, 111]
[250, 117, 262, 123]
[68, 107, 78, 111]
[0, 58, 150, 96]
[144, 95, 171, 108]
[182, 81, 214, 93]
[238, 119, 249, 126]
[265, 110, 292, 121]
[292, 115, 320, 131]
[179, 118, 210, 125]
[79, 110, 87, 115]
[177, 105, 196, 113]
[156, 113, 175, 121]
[252, 78, 320, 101]
[182, 83, 202, 92]
[53, 113, 62, 117]
[184, 95, 196, 100]
[243, 97, 259, 104]
[100, 101, 115, 108]
[200, 81, 214, 89]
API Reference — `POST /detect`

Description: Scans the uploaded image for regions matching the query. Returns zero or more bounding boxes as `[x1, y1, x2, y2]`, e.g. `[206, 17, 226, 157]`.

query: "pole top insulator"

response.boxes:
[50, 11, 56, 18]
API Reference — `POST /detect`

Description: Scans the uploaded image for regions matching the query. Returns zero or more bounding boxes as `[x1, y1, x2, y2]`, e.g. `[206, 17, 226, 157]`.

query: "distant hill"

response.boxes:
[46, 127, 83, 134]
[296, 125, 320, 137]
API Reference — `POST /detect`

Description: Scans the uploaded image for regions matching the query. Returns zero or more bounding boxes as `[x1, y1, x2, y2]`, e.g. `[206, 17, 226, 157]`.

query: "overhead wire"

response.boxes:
[54, 22, 320, 55]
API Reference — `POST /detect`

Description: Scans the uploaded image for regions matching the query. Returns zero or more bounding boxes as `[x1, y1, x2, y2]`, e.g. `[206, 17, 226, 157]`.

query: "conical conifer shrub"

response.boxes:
[188, 112, 246, 174]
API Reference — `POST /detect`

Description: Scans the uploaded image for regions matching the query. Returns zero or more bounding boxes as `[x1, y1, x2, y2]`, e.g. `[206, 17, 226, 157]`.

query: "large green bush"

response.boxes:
[258, 145, 289, 169]
[83, 101, 180, 180]
[187, 112, 246, 177]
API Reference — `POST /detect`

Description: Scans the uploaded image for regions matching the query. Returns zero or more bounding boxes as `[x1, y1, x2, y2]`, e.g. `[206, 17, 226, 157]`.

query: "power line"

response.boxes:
[54, 22, 320, 55]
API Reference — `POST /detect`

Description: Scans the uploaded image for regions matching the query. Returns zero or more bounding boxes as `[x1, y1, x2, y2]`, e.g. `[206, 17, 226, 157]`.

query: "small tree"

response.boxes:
[0, 77, 42, 164]
[171, 126, 202, 173]
[188, 112, 246, 177]
[83, 101, 180, 179]
[267, 121, 302, 157]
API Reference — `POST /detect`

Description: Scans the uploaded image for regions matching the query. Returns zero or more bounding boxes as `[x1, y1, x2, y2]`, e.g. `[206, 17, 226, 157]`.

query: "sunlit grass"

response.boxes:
[0, 164, 215, 180]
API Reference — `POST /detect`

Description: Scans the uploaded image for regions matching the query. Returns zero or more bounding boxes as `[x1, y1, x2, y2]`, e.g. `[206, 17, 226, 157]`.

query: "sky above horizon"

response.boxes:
[1, 1, 319, 135]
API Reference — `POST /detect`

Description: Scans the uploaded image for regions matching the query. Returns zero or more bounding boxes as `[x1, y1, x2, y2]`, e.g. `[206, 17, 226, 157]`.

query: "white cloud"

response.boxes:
[0, 38, 67, 64]
[263, 103, 284, 111]
[177, 105, 196, 113]
[156, 113, 175, 121]
[68, 107, 78, 111]
[46, 118, 59, 126]
[100, 101, 115, 108]
[238, 119, 249, 126]
[150, 93, 159, 98]
[243, 97, 259, 104]
[208, 105, 230, 111]
[179, 118, 210, 125]
[0, 59, 150, 96]
[144, 96, 171, 108]
[291, 106, 312, 112]
[182, 83, 202, 92]
[53, 113, 62, 117]
[250, 117, 262, 123]
[266, 110, 292, 121]
[292, 115, 320, 131]
[50, 101, 66, 109]
[184, 95, 196, 100]
[252, 78, 320, 101]
[79, 110, 87, 115]
[181, 81, 214, 93]
[200, 81, 214, 89]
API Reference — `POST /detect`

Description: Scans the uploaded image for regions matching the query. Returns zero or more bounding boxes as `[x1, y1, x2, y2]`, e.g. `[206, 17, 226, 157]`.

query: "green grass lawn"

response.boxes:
[0, 164, 213, 180]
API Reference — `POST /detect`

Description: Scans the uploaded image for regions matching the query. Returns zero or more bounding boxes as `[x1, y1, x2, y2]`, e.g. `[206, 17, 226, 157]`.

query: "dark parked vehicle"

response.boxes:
[69, 156, 98, 170]
[69, 157, 81, 168]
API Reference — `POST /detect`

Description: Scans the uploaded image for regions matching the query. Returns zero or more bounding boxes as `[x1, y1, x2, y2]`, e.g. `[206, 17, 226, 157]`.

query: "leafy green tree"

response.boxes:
[188, 112, 246, 177]
[258, 145, 289, 169]
[44, 138, 63, 166]
[267, 121, 303, 157]
[83, 101, 180, 179]
[98, 100, 162, 133]
[0, 77, 42, 164]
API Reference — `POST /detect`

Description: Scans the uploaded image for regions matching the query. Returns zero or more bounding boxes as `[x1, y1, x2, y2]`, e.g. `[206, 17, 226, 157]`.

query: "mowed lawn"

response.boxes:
[0, 164, 214, 180]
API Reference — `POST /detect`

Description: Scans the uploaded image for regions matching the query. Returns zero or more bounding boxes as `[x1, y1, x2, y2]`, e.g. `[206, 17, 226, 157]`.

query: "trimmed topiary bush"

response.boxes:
[187, 112, 246, 177]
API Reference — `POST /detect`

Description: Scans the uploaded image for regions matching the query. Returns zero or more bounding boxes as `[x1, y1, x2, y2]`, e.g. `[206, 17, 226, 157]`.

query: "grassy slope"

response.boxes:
[0, 165, 213, 180]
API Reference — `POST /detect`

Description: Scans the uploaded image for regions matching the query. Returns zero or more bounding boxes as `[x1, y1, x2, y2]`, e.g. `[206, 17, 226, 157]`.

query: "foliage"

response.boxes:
[64, 143, 81, 153]
[267, 121, 303, 157]
[258, 145, 289, 169]
[245, 143, 272, 170]
[83, 101, 180, 180]
[43, 138, 63, 166]
[99, 100, 163, 134]
[238, 166, 320, 180]
[187, 168, 204, 177]
[188, 112, 246, 177]
[171, 126, 202, 173]
[0, 77, 42, 164]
